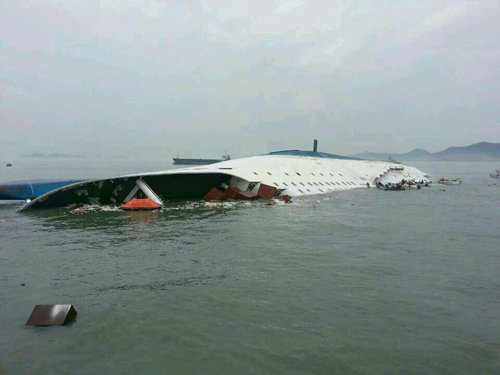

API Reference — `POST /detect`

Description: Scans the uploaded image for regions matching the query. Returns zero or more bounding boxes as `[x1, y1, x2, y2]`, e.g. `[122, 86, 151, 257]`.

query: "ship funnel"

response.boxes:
[313, 139, 318, 152]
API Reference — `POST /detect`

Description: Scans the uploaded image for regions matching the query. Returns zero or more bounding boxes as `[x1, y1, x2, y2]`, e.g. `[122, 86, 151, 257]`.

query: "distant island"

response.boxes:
[352, 142, 500, 162]
[22, 153, 84, 159]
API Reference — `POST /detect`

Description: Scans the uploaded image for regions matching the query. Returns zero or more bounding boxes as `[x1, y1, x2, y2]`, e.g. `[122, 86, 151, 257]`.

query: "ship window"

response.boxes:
[318, 182, 324, 186]
[253, 172, 258, 175]
[311, 173, 315, 176]
[283, 182, 288, 186]
[306, 189, 311, 192]
[320, 173, 324, 176]
[291, 182, 297, 186]
[308, 182, 313, 186]
[342, 181, 347, 185]
[296, 172, 301, 176]
[298, 189, 304, 193]
[313, 182, 318, 186]
[300, 182, 305, 186]
[318, 189, 324, 193]
[284, 172, 289, 176]
[338, 173, 343, 177]
[267, 172, 272, 176]
[329, 173, 333, 176]
[273, 182, 279, 186]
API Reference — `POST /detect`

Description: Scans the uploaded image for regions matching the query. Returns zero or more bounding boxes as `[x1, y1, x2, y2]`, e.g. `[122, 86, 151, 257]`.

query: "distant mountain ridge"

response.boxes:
[353, 142, 500, 162]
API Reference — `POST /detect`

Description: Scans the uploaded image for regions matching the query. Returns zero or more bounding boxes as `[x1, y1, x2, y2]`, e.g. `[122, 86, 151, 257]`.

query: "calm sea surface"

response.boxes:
[1, 160, 499, 374]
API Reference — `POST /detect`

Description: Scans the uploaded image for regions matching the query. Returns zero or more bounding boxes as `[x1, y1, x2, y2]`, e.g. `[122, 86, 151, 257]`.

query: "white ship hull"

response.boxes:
[177, 154, 430, 195]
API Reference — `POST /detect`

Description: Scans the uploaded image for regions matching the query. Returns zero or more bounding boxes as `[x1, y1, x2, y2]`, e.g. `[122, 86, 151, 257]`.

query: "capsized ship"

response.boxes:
[7, 141, 431, 211]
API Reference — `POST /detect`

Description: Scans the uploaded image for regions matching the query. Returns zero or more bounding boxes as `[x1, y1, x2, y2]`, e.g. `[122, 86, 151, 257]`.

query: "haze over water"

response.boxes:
[1, 160, 499, 374]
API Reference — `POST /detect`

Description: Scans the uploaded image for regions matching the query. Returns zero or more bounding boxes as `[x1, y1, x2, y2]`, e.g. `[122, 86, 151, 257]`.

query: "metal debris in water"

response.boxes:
[26, 304, 77, 326]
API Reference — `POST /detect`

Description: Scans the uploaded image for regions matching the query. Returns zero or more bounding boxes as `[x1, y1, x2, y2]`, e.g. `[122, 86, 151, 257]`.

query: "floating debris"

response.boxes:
[279, 195, 292, 203]
[66, 203, 84, 211]
[26, 304, 77, 326]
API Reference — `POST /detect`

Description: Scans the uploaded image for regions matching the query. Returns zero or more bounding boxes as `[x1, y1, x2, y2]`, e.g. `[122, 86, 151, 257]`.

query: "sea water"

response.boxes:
[1, 160, 499, 374]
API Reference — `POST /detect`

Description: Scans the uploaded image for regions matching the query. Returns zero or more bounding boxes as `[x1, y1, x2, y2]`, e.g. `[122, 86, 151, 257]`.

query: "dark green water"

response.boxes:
[1, 161, 499, 374]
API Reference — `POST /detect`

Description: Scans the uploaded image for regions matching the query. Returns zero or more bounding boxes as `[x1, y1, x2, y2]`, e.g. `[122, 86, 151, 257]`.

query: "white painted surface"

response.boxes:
[130, 154, 431, 197]
[20, 154, 432, 210]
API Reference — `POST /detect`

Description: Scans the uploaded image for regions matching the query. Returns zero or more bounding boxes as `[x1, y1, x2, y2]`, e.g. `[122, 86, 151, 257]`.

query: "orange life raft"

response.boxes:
[120, 198, 162, 211]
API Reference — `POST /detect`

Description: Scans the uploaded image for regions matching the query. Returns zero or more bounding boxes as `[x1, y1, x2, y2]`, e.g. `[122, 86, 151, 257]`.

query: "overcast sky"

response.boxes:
[1, 0, 499, 159]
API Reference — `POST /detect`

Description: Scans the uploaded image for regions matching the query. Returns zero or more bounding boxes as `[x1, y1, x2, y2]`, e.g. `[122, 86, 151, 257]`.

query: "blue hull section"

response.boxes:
[0, 179, 83, 200]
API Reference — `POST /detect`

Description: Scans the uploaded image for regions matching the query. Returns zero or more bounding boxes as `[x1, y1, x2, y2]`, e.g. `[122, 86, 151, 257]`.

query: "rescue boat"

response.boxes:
[120, 198, 162, 211]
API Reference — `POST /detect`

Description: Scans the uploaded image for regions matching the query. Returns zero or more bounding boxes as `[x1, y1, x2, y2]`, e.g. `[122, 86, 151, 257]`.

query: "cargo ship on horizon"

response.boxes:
[173, 154, 231, 165]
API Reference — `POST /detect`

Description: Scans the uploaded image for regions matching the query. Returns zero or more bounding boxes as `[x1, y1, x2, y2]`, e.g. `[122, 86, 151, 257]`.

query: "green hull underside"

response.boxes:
[25, 173, 232, 209]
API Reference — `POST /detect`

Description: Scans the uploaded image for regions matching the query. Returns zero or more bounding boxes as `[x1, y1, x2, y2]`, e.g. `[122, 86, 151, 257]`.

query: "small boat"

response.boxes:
[376, 182, 402, 191]
[401, 182, 421, 189]
[437, 177, 462, 185]
[490, 169, 500, 178]
[378, 185, 401, 191]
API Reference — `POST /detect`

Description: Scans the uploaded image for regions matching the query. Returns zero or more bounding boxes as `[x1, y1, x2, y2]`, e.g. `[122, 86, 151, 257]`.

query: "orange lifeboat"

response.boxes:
[120, 198, 162, 211]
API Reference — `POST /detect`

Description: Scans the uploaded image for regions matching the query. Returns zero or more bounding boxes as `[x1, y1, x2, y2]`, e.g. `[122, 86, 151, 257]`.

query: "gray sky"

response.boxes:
[1, 0, 499, 159]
